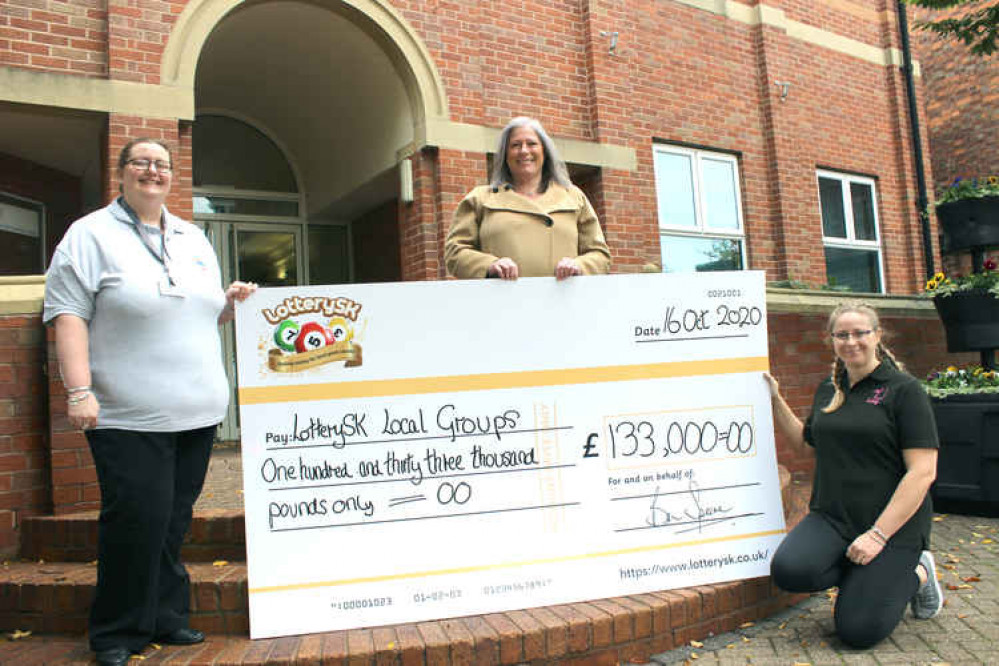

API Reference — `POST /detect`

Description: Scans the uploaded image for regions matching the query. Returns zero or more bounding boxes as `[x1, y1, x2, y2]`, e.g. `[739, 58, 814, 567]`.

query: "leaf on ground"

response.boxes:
[961, 576, 981, 583]
[800, 640, 809, 647]
[213, 560, 229, 567]
[972, 532, 984, 538]
[982, 538, 994, 544]
[957, 613, 968, 619]
[690, 653, 698, 660]
[129, 656, 146, 661]
[942, 564, 957, 571]
[6, 630, 31, 641]
[742, 636, 751, 643]
[946, 555, 961, 563]
[819, 641, 828, 647]
[779, 622, 788, 629]
[690, 640, 704, 647]
[933, 516, 945, 522]
[740, 621, 755, 628]
[946, 584, 974, 590]
[726, 644, 735, 649]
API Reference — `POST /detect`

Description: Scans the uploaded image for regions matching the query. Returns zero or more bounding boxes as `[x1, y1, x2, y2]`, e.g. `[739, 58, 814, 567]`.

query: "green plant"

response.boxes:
[925, 258, 999, 298]
[923, 363, 999, 397]
[905, 0, 999, 57]
[935, 175, 999, 206]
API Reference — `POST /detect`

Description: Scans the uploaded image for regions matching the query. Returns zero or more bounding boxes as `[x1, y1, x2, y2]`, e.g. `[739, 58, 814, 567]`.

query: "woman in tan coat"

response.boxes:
[445, 116, 611, 279]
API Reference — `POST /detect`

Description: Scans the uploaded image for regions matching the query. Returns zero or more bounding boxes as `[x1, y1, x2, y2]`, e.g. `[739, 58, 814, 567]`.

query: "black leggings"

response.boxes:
[771, 512, 921, 649]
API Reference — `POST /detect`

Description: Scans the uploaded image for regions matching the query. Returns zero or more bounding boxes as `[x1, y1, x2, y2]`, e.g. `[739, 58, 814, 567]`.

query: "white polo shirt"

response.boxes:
[44, 199, 229, 432]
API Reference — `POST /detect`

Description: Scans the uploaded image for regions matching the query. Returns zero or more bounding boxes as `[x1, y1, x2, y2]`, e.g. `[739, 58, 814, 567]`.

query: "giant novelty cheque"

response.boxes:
[235, 271, 786, 639]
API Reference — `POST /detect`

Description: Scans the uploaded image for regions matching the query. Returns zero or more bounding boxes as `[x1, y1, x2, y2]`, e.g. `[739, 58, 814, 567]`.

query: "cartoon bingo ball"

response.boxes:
[327, 316, 353, 345]
[294, 321, 333, 353]
[273, 320, 300, 352]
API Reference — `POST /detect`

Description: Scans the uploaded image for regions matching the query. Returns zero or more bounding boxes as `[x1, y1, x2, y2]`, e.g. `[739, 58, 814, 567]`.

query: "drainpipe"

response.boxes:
[896, 1, 935, 280]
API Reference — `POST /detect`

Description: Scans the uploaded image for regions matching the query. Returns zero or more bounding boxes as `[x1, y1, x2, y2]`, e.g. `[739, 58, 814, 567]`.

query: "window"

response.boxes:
[0, 193, 45, 276]
[653, 145, 745, 273]
[817, 171, 883, 293]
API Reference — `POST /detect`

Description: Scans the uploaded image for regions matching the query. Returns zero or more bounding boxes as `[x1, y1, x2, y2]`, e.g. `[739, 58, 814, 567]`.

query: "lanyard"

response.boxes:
[120, 198, 176, 285]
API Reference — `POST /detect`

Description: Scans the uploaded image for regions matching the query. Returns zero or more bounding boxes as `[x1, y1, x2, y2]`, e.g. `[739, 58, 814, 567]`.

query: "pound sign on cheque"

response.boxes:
[582, 433, 600, 458]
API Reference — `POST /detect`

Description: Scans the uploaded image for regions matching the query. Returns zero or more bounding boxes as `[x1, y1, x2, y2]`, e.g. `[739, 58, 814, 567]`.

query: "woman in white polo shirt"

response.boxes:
[43, 138, 256, 666]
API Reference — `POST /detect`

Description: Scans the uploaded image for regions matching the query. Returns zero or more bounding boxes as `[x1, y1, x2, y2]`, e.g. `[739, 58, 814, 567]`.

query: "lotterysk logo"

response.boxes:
[262, 296, 364, 372]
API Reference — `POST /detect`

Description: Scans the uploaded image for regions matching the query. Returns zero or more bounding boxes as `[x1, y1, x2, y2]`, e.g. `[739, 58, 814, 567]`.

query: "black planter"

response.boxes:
[931, 394, 999, 507]
[933, 290, 999, 352]
[938, 195, 999, 253]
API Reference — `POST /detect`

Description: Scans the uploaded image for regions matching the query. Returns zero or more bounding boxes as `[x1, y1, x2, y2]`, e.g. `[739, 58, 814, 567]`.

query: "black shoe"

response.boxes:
[95, 646, 130, 666]
[154, 627, 205, 645]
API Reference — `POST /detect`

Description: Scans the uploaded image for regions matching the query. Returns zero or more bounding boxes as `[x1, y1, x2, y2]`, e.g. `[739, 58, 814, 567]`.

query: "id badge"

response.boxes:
[158, 275, 185, 298]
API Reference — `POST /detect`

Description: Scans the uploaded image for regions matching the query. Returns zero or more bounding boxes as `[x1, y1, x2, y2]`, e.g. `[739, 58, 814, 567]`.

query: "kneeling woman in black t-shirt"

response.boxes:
[766, 301, 943, 649]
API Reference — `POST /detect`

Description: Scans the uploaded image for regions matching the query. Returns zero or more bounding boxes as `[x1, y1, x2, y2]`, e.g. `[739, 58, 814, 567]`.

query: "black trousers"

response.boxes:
[770, 512, 921, 649]
[85, 426, 215, 652]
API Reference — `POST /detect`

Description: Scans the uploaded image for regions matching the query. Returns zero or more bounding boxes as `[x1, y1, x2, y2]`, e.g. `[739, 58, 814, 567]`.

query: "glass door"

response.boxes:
[202, 221, 304, 443]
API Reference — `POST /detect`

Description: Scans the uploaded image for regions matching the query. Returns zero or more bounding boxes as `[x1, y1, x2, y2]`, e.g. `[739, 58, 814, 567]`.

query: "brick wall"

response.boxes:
[911, 0, 999, 194]
[0, 311, 50, 557]
[0, 0, 107, 76]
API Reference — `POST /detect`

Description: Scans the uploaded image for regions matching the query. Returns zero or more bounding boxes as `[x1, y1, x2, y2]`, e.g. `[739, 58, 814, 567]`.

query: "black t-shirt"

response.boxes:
[803, 362, 939, 549]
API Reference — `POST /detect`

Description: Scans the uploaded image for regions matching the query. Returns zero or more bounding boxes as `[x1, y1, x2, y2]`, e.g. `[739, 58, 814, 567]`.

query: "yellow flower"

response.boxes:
[973, 366, 983, 376]
[947, 365, 959, 373]
[926, 279, 938, 290]
[985, 371, 996, 381]
[934, 272, 946, 281]
[988, 176, 999, 186]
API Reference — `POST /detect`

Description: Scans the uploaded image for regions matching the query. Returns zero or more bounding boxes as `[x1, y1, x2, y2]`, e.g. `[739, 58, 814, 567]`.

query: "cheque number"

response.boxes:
[606, 418, 753, 459]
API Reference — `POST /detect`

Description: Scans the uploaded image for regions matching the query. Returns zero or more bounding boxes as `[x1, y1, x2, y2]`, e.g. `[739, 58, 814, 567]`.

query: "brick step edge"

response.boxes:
[19, 509, 245, 563]
[0, 561, 248, 635]
[0, 581, 808, 666]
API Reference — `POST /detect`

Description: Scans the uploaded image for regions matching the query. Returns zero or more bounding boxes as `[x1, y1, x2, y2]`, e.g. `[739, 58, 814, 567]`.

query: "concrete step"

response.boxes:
[0, 561, 248, 636]
[19, 509, 246, 563]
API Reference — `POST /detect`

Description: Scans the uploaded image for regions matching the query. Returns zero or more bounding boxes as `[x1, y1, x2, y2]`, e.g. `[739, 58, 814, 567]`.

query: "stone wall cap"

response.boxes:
[0, 275, 45, 315]
[766, 288, 935, 318]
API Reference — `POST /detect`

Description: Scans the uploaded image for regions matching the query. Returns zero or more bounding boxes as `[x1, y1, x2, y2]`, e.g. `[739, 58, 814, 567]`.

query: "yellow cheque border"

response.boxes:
[249, 528, 785, 594]
[240, 356, 770, 405]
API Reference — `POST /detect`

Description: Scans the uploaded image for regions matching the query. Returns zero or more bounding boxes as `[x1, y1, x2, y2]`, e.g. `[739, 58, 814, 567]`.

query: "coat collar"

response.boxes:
[482, 183, 576, 214]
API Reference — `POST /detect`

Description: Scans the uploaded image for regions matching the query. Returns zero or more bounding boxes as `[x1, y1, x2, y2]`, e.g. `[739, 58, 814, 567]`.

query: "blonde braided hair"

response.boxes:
[821, 301, 905, 414]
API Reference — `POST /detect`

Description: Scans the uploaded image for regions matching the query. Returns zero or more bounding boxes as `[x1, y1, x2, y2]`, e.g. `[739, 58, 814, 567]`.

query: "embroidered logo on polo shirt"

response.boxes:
[866, 387, 888, 405]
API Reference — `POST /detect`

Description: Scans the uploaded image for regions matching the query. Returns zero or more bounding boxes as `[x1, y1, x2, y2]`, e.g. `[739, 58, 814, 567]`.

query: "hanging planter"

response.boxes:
[933, 289, 999, 353]
[937, 195, 999, 253]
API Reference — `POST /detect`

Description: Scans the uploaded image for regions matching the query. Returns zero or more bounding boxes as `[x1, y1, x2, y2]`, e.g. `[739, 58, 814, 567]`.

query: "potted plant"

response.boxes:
[923, 258, 999, 509]
[935, 176, 999, 254]
[924, 258, 999, 355]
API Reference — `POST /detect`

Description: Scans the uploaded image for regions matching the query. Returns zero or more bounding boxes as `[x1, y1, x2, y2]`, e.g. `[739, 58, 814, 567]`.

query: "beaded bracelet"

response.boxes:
[65, 385, 91, 395]
[868, 525, 888, 545]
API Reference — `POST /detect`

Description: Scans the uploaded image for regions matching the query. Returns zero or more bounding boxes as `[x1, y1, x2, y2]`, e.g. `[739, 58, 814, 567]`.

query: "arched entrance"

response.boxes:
[187, 0, 444, 439]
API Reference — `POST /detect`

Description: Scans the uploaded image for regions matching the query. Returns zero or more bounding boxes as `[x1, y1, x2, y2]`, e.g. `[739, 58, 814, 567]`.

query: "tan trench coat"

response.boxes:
[444, 184, 612, 278]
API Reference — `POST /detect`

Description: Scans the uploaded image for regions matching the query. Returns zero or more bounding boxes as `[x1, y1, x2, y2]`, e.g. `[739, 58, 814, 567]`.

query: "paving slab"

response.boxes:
[638, 511, 999, 666]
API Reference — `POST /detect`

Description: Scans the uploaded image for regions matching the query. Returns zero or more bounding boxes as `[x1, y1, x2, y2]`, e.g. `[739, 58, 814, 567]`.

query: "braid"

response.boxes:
[877, 342, 906, 372]
[822, 356, 847, 413]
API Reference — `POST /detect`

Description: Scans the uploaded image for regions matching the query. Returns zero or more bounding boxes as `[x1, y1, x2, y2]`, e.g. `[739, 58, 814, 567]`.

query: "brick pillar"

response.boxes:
[105, 114, 193, 217]
[0, 309, 52, 555]
[398, 148, 487, 281]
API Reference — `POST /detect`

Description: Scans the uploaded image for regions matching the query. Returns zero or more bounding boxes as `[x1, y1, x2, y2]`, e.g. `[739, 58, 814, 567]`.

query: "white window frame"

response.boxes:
[0, 192, 46, 273]
[652, 144, 747, 270]
[816, 170, 885, 293]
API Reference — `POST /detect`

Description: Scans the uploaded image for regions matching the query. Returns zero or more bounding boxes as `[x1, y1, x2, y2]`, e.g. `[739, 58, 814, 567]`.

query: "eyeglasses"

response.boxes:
[126, 159, 172, 173]
[831, 329, 874, 342]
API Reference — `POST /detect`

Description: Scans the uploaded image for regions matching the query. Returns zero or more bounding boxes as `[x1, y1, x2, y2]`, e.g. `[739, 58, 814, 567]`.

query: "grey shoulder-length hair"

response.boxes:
[489, 116, 572, 191]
